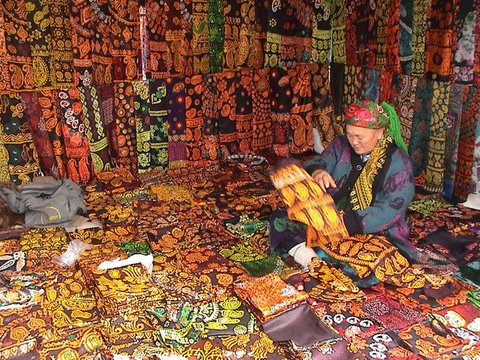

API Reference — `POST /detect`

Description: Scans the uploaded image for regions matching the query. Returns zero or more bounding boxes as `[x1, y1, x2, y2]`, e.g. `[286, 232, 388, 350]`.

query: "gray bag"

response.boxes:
[0, 180, 86, 228]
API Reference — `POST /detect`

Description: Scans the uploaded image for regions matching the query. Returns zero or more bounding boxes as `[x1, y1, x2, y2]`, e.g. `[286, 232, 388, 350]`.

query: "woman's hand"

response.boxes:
[312, 169, 337, 192]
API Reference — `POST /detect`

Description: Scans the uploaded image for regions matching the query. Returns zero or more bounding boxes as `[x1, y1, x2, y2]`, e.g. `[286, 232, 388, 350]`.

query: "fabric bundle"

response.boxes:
[90, 264, 162, 318]
[234, 273, 308, 323]
[269, 162, 349, 248]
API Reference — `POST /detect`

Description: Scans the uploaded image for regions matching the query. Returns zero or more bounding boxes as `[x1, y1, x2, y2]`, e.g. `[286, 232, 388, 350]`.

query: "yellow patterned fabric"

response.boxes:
[234, 273, 308, 323]
[350, 136, 390, 211]
[270, 163, 349, 248]
[271, 163, 450, 289]
[307, 257, 365, 303]
[91, 264, 163, 318]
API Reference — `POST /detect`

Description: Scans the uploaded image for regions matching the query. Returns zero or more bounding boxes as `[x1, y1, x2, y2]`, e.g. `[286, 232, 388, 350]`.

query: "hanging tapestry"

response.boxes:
[452, 1, 475, 84]
[144, 0, 167, 78]
[453, 86, 479, 201]
[423, 81, 450, 193]
[311, 63, 337, 148]
[26, 0, 74, 89]
[34, 90, 68, 179]
[70, 0, 113, 86]
[312, 0, 332, 64]
[112, 82, 137, 172]
[399, 0, 414, 74]
[235, 68, 254, 153]
[208, 0, 225, 73]
[216, 71, 239, 156]
[165, 76, 187, 167]
[0, 94, 39, 184]
[1, 0, 35, 92]
[392, 74, 418, 147]
[253, 2, 267, 70]
[201, 74, 221, 160]
[109, 0, 140, 81]
[57, 87, 93, 184]
[424, 0, 457, 82]
[474, 1, 480, 85]
[48, 0, 75, 87]
[223, 0, 256, 71]
[344, 0, 375, 67]
[21, 92, 56, 177]
[374, 0, 388, 68]
[264, 0, 312, 68]
[0, 10, 9, 94]
[78, 85, 113, 174]
[269, 67, 292, 157]
[251, 68, 272, 151]
[361, 67, 380, 103]
[411, 0, 429, 77]
[386, 0, 401, 72]
[289, 64, 314, 154]
[185, 75, 207, 165]
[409, 78, 433, 177]
[133, 80, 152, 173]
[191, 0, 210, 74]
[343, 65, 364, 108]
[442, 84, 464, 199]
[148, 79, 169, 169]
[331, 0, 346, 64]
[379, 69, 395, 104]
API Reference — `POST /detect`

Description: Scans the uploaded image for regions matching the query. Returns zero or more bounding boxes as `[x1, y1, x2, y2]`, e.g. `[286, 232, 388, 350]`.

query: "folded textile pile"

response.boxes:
[147, 296, 259, 348]
[234, 273, 308, 323]
[90, 264, 162, 318]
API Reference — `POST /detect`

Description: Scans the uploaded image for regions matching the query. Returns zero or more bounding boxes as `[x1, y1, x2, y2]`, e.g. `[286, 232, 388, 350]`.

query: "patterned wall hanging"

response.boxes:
[0, 94, 40, 184]
[424, 0, 457, 82]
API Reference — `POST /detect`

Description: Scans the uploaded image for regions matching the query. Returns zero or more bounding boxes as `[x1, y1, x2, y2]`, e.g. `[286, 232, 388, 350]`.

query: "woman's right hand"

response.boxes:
[312, 169, 337, 192]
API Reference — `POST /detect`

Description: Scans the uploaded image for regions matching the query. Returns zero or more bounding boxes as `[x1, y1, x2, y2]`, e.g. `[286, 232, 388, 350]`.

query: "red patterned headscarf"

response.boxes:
[344, 100, 388, 129]
[344, 100, 408, 153]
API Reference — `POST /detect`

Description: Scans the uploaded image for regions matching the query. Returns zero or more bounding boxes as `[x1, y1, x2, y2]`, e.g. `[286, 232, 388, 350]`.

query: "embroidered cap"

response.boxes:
[344, 100, 388, 129]
[344, 100, 408, 153]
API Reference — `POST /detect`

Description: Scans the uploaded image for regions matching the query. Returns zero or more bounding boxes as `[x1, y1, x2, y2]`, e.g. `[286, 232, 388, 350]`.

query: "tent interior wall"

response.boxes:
[1, 0, 480, 359]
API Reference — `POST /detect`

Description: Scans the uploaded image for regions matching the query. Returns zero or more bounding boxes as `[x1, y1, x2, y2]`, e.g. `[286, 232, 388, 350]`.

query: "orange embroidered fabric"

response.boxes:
[271, 163, 450, 289]
[270, 163, 348, 248]
[234, 273, 308, 323]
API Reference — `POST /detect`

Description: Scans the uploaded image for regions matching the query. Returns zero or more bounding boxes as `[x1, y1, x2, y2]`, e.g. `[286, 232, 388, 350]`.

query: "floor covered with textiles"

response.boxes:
[2, 156, 480, 359]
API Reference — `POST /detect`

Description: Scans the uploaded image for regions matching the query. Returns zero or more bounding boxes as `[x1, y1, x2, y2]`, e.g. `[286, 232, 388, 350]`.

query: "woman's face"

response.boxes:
[345, 125, 384, 155]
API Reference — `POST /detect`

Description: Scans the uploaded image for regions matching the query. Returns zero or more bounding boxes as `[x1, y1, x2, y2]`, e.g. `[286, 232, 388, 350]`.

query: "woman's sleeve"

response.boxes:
[342, 150, 415, 235]
[303, 136, 345, 175]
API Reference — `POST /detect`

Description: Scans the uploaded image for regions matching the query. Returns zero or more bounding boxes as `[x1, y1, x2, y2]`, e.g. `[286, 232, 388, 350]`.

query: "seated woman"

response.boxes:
[270, 100, 417, 286]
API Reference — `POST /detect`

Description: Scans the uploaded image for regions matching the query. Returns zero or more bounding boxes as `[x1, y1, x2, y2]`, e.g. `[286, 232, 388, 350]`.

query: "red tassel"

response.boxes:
[67, 159, 79, 183]
[79, 157, 91, 184]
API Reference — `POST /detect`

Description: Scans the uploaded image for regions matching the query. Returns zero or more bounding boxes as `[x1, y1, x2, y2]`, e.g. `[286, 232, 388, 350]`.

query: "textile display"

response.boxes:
[269, 162, 348, 248]
[423, 81, 450, 193]
[2, 1, 480, 357]
[306, 257, 365, 303]
[313, 301, 384, 340]
[270, 162, 442, 289]
[442, 84, 465, 199]
[409, 78, 434, 177]
[234, 273, 308, 323]
[0, 94, 40, 185]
